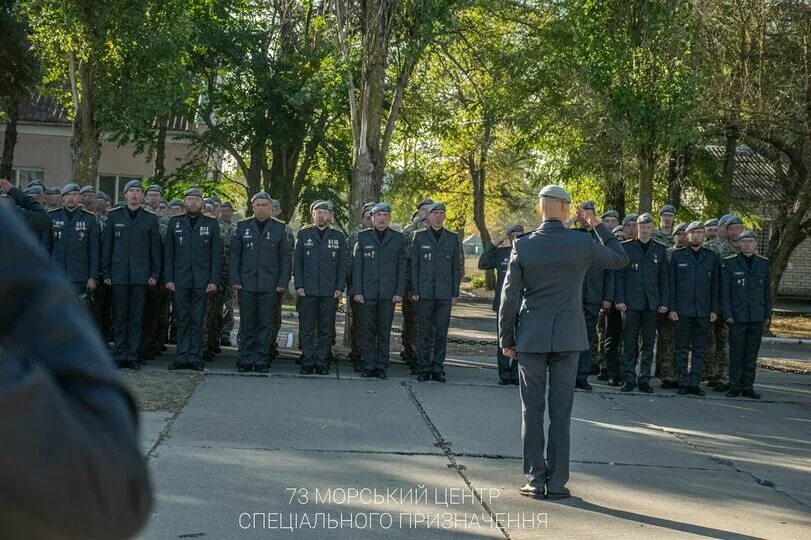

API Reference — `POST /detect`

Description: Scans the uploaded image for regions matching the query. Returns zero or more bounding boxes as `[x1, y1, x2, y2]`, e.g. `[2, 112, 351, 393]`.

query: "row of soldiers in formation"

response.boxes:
[480, 204, 772, 399]
[19, 178, 464, 381]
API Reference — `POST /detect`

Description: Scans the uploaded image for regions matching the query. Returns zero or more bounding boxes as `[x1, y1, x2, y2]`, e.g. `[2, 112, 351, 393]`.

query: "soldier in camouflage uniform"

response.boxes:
[268, 198, 295, 363]
[657, 222, 687, 388]
[703, 214, 741, 392]
[347, 202, 375, 371]
[652, 205, 676, 247]
[203, 201, 235, 361]
[401, 198, 434, 374]
[704, 218, 719, 242]
[219, 202, 237, 346]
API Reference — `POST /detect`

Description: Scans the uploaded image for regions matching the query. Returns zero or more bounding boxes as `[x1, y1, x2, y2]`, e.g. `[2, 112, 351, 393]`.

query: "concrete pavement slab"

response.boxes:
[140, 410, 174, 455]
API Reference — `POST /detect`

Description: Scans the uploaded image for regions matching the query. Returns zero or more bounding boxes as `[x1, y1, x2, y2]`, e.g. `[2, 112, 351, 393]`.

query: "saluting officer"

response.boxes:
[46, 182, 99, 296]
[615, 213, 669, 393]
[478, 223, 524, 385]
[721, 230, 771, 399]
[101, 180, 162, 370]
[352, 203, 406, 379]
[294, 200, 347, 375]
[411, 202, 462, 383]
[229, 192, 291, 373]
[164, 188, 221, 371]
[669, 221, 720, 395]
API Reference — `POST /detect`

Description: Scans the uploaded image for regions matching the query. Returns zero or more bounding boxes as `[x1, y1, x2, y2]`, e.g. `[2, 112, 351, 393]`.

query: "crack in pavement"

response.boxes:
[145, 410, 183, 463]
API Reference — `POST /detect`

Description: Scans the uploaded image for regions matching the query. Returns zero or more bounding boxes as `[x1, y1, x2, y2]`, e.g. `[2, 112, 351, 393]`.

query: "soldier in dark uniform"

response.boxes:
[622, 214, 638, 241]
[669, 221, 720, 396]
[478, 223, 524, 385]
[79, 185, 96, 208]
[575, 202, 616, 391]
[164, 188, 221, 370]
[352, 203, 406, 379]
[346, 202, 375, 371]
[294, 200, 347, 375]
[597, 211, 623, 386]
[268, 198, 294, 363]
[615, 213, 669, 393]
[101, 180, 162, 370]
[656, 222, 688, 388]
[721, 229, 771, 399]
[45, 183, 99, 297]
[411, 202, 461, 383]
[402, 198, 434, 372]
[229, 192, 291, 373]
[600, 209, 619, 231]
[138, 184, 168, 363]
[0, 178, 51, 239]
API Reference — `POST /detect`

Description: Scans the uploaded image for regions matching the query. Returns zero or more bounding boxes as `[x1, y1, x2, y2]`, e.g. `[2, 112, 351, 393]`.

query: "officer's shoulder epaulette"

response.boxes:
[515, 229, 533, 239]
[724, 254, 737, 260]
[621, 239, 634, 244]
[47, 208, 61, 213]
[272, 217, 285, 224]
[142, 206, 155, 214]
[81, 208, 95, 215]
[756, 254, 769, 261]
[109, 205, 124, 212]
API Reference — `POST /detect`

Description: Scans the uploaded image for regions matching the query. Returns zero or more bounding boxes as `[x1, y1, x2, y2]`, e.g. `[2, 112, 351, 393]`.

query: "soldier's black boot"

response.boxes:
[575, 379, 593, 392]
[361, 369, 374, 378]
[677, 385, 688, 395]
[741, 388, 761, 399]
[688, 386, 705, 396]
[431, 372, 446, 383]
[300, 366, 314, 375]
[620, 381, 635, 392]
[725, 388, 741, 398]
[638, 382, 654, 394]
[376, 369, 387, 380]
[597, 368, 610, 381]
[714, 383, 730, 392]
[417, 372, 430, 382]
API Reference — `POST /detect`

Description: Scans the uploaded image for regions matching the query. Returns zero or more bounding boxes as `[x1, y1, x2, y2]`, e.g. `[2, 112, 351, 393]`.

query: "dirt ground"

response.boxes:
[122, 370, 204, 412]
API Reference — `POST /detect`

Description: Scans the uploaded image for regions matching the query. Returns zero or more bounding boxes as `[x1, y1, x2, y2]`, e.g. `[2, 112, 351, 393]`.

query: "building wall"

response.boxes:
[776, 236, 811, 299]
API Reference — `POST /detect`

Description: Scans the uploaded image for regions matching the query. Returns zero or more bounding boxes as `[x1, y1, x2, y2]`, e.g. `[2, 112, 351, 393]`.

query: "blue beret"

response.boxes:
[426, 202, 446, 213]
[123, 180, 143, 193]
[581, 201, 596, 211]
[221, 201, 233, 209]
[417, 198, 435, 209]
[361, 202, 376, 215]
[312, 200, 334, 212]
[251, 191, 271, 203]
[725, 215, 743, 226]
[601, 210, 619, 219]
[704, 218, 719, 227]
[24, 185, 44, 195]
[686, 221, 705, 232]
[145, 184, 163, 195]
[506, 223, 524, 235]
[79, 185, 96, 195]
[612, 225, 624, 235]
[718, 214, 733, 226]
[673, 223, 688, 235]
[738, 229, 756, 240]
[168, 199, 183, 208]
[637, 213, 654, 225]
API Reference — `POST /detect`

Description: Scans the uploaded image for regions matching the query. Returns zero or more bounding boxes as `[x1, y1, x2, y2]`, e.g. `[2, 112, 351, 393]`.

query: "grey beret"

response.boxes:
[145, 184, 162, 195]
[417, 198, 435, 209]
[704, 218, 719, 227]
[203, 198, 213, 204]
[361, 202, 376, 215]
[312, 200, 334, 212]
[426, 202, 446, 213]
[738, 229, 756, 240]
[725, 215, 743, 226]
[60, 183, 80, 195]
[79, 185, 96, 194]
[47, 187, 61, 195]
[168, 199, 183, 208]
[601, 210, 619, 219]
[221, 201, 233, 209]
[659, 204, 677, 216]
[24, 185, 44, 195]
[251, 191, 271, 203]
[581, 201, 596, 211]
[622, 214, 638, 225]
[371, 202, 392, 215]
[612, 225, 624, 235]
[718, 214, 733, 226]
[95, 191, 107, 200]
[184, 188, 204, 198]
[686, 221, 705, 232]
[673, 223, 688, 235]
[506, 223, 525, 236]
[123, 179, 143, 193]
[538, 184, 572, 202]
[637, 212, 654, 225]
[28, 179, 44, 187]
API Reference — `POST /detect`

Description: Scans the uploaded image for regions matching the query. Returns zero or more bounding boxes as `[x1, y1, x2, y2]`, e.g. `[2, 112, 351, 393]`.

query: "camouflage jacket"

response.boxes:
[652, 228, 675, 248]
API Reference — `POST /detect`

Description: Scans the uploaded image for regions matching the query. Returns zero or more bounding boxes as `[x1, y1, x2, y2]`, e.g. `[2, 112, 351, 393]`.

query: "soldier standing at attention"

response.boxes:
[268, 198, 295, 363]
[657, 222, 688, 389]
[229, 192, 291, 373]
[402, 198, 434, 373]
[164, 188, 221, 371]
[499, 186, 628, 500]
[721, 229, 771, 399]
[597, 211, 622, 386]
[346, 202, 375, 371]
[704, 218, 719, 242]
[615, 213, 669, 393]
[622, 214, 638, 241]
[101, 180, 162, 370]
[352, 203, 406, 379]
[294, 200, 347, 375]
[46, 182, 99, 297]
[138, 184, 167, 363]
[652, 205, 676, 247]
[478, 223, 524, 385]
[669, 221, 720, 396]
[219, 201, 237, 347]
[411, 203, 462, 383]
[79, 185, 96, 208]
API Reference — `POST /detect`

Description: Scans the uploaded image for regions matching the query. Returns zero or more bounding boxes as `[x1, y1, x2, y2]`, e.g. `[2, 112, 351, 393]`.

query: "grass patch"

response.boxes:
[770, 315, 811, 339]
[122, 370, 205, 412]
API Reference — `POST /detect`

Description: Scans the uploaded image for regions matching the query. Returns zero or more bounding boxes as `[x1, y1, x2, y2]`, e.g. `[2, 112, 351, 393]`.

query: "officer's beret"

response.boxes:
[686, 220, 705, 232]
[60, 182, 80, 196]
[47, 187, 61, 195]
[309, 199, 322, 213]
[601, 210, 619, 219]
[538, 184, 572, 202]
[506, 223, 525, 236]
[426, 202, 446, 213]
[203, 197, 214, 205]
[725, 215, 743, 226]
[28, 179, 44, 187]
[123, 179, 143, 193]
[611, 225, 624, 235]
[79, 185, 96, 195]
[738, 229, 756, 240]
[24, 185, 44, 195]
[361, 202, 376, 215]
[622, 214, 638, 225]
[718, 214, 732, 226]
[312, 200, 334, 212]
[673, 223, 688, 235]
[371, 202, 392, 214]
[637, 212, 654, 225]
[95, 191, 107, 200]
[704, 218, 719, 227]
[417, 198, 435, 209]
[251, 191, 271, 203]
[221, 201, 233, 209]
[169, 199, 183, 208]
[184, 188, 204, 198]
[581, 201, 596, 211]
[145, 184, 162, 195]
[659, 204, 677, 216]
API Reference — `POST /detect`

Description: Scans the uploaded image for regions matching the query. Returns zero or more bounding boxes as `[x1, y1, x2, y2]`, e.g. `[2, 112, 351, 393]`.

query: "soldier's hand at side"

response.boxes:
[206, 283, 217, 294]
[353, 294, 364, 304]
[276, 286, 286, 293]
[451, 297, 458, 306]
[411, 294, 419, 301]
[726, 318, 734, 324]
[658, 305, 668, 314]
[333, 290, 341, 299]
[616, 303, 627, 312]
[165, 282, 176, 291]
[710, 312, 717, 322]
[669, 311, 679, 322]
[147, 277, 157, 287]
[86, 278, 97, 291]
[297, 288, 306, 297]
[104, 278, 112, 286]
[502, 347, 517, 359]
[601, 301, 612, 312]
[393, 295, 403, 304]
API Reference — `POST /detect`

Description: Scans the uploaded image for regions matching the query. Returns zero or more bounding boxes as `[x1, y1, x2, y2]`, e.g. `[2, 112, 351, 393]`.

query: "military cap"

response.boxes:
[145, 184, 162, 195]
[361, 202, 376, 215]
[95, 191, 107, 200]
[47, 187, 61, 195]
[637, 212, 654, 225]
[673, 223, 688, 235]
[581, 201, 596, 211]
[311, 200, 334, 212]
[123, 179, 143, 193]
[704, 218, 719, 228]
[622, 214, 638, 225]
[203, 198, 214, 205]
[686, 221, 705, 232]
[659, 204, 677, 216]
[221, 201, 233, 209]
[417, 198, 435, 209]
[24, 185, 44, 195]
[426, 202, 446, 213]
[309, 199, 322, 213]
[79, 185, 96, 195]
[538, 184, 572, 202]
[60, 182, 80, 196]
[28, 179, 44, 187]
[725, 215, 743, 226]
[612, 225, 624, 235]
[168, 199, 183, 208]
[738, 229, 756, 240]
[251, 191, 271, 203]
[371, 202, 392, 214]
[184, 187, 204, 198]
[601, 210, 619, 219]
[506, 223, 525, 236]
[718, 214, 732, 226]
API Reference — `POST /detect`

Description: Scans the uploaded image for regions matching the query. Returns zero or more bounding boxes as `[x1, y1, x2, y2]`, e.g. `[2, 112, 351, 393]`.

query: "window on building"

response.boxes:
[11, 168, 45, 187]
[97, 174, 143, 204]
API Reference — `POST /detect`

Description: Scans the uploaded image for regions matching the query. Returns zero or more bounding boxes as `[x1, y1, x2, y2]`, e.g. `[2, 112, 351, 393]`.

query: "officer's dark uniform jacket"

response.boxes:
[47, 207, 99, 283]
[101, 206, 162, 284]
[4, 185, 51, 235]
[478, 245, 511, 311]
[352, 228, 406, 299]
[721, 253, 772, 322]
[670, 246, 720, 317]
[615, 239, 669, 310]
[0, 209, 152, 539]
[410, 228, 461, 300]
[293, 225, 347, 296]
[579, 229, 616, 306]
[164, 213, 222, 288]
[229, 217, 291, 292]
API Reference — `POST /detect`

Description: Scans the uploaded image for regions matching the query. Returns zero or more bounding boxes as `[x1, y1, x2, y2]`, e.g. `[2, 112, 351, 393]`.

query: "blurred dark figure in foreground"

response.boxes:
[0, 208, 152, 539]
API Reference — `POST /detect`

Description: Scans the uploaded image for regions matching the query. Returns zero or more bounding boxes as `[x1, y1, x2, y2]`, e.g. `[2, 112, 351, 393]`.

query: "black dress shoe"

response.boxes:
[714, 383, 730, 392]
[620, 382, 635, 392]
[589, 365, 601, 375]
[638, 382, 654, 394]
[677, 387, 688, 395]
[546, 486, 571, 500]
[301, 366, 314, 375]
[189, 362, 205, 372]
[660, 380, 676, 389]
[168, 361, 183, 371]
[725, 388, 741, 398]
[237, 366, 250, 373]
[510, 378, 519, 386]
[609, 378, 621, 387]
[128, 361, 142, 371]
[220, 337, 231, 347]
[256, 366, 269, 374]
[519, 483, 544, 500]
[376, 370, 387, 380]
[361, 370, 374, 378]
[688, 386, 705, 396]
[315, 366, 328, 375]
[431, 372, 446, 383]
[575, 380, 593, 392]
[417, 372, 430, 382]
[498, 379, 509, 385]
[706, 379, 718, 388]
[741, 389, 761, 399]
[596, 371, 610, 381]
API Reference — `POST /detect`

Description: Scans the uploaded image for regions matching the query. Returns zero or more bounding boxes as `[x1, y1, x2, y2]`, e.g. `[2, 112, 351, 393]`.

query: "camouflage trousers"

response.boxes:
[221, 287, 236, 342]
[704, 319, 730, 384]
[400, 290, 419, 364]
[204, 288, 225, 356]
[347, 297, 363, 361]
[655, 313, 676, 382]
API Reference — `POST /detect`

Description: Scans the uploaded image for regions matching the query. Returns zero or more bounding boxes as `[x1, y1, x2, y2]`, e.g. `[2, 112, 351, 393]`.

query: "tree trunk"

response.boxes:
[604, 174, 626, 217]
[720, 123, 739, 213]
[0, 100, 20, 181]
[153, 121, 167, 182]
[71, 62, 102, 187]
[637, 145, 656, 213]
[666, 144, 693, 209]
